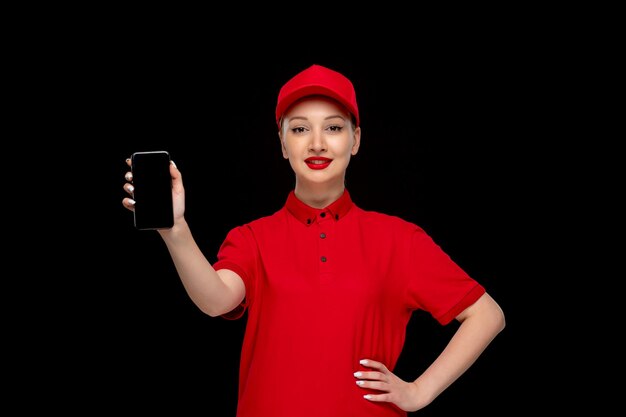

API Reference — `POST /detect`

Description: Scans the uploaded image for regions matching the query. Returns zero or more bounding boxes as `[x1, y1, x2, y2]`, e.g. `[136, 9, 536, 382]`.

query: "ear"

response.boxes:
[279, 131, 289, 159]
[351, 126, 361, 156]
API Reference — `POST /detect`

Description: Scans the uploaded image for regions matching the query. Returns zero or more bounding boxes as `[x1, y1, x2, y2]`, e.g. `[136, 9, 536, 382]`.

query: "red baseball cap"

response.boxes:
[275, 64, 359, 128]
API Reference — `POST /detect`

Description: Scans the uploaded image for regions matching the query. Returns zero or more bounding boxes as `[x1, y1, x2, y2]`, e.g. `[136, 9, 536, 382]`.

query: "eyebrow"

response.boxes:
[288, 114, 347, 123]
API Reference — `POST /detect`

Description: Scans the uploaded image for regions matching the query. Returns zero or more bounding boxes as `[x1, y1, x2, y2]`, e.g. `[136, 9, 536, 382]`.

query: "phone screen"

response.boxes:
[131, 151, 174, 230]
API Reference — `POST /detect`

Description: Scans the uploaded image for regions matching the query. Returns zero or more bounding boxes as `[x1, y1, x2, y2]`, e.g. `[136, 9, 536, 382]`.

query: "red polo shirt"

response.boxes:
[213, 190, 485, 417]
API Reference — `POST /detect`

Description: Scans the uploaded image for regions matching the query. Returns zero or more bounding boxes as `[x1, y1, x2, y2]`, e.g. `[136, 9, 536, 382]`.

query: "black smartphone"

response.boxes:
[130, 150, 174, 230]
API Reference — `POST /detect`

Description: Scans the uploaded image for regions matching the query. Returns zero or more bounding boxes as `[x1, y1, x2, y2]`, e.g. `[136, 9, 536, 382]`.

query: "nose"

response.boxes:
[309, 128, 327, 153]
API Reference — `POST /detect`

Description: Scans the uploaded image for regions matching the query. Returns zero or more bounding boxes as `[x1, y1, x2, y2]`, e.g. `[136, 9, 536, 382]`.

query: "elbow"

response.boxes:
[205, 308, 222, 318]
[496, 308, 506, 334]
[492, 302, 506, 335]
[474, 293, 506, 336]
[483, 292, 506, 335]
[199, 301, 239, 318]
[193, 301, 225, 318]
[202, 305, 228, 318]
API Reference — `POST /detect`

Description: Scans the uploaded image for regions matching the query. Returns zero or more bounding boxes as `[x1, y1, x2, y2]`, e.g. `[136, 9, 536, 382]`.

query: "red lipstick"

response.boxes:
[305, 157, 332, 170]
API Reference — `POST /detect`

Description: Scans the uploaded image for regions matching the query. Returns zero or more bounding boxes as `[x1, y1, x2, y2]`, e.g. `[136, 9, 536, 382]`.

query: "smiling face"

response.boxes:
[279, 96, 361, 204]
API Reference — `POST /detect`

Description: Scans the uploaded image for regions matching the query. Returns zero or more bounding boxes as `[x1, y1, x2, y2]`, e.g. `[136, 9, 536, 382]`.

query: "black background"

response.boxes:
[18, 30, 571, 415]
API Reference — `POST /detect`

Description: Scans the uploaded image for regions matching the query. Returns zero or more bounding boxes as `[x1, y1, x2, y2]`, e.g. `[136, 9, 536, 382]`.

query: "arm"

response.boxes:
[356, 292, 505, 412]
[123, 159, 245, 317]
[411, 292, 505, 406]
[158, 219, 246, 317]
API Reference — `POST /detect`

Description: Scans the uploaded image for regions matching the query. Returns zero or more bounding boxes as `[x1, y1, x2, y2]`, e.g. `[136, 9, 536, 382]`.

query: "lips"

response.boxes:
[305, 157, 332, 170]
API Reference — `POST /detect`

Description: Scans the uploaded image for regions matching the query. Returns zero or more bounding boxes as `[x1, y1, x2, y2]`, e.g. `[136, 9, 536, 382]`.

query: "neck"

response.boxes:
[294, 181, 345, 209]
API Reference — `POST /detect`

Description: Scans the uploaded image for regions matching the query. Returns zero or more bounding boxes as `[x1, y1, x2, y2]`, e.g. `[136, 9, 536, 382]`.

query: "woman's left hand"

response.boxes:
[354, 358, 424, 412]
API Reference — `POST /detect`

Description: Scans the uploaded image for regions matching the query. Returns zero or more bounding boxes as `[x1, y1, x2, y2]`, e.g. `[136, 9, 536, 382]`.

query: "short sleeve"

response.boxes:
[405, 228, 485, 325]
[213, 225, 260, 320]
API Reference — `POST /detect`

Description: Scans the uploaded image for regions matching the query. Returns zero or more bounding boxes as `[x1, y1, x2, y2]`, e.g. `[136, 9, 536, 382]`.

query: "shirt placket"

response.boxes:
[316, 210, 335, 281]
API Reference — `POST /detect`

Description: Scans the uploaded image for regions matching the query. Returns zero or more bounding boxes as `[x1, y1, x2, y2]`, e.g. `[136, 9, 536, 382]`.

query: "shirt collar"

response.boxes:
[285, 189, 354, 226]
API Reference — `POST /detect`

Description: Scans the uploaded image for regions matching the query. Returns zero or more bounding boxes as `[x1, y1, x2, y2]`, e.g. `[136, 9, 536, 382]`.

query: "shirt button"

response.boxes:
[320, 212, 326, 218]
[320, 233, 326, 239]
[321, 256, 327, 262]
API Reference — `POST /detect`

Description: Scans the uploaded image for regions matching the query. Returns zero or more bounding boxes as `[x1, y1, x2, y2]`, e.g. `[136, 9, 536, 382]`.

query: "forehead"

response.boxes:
[284, 95, 350, 120]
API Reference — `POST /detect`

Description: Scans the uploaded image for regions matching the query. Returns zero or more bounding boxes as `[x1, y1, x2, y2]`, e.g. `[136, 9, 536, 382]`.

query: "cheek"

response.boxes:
[282, 141, 299, 158]
[339, 141, 355, 156]
[282, 139, 304, 155]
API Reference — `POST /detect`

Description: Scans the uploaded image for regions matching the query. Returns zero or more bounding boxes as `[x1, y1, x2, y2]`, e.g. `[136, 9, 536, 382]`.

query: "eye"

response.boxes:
[327, 125, 343, 132]
[291, 126, 307, 134]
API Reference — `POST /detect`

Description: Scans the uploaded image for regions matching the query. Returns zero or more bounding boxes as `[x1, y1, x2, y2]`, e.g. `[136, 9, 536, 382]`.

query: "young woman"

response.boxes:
[122, 64, 505, 417]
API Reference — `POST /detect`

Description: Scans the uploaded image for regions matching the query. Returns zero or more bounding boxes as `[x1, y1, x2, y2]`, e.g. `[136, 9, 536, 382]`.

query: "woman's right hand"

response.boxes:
[122, 157, 186, 226]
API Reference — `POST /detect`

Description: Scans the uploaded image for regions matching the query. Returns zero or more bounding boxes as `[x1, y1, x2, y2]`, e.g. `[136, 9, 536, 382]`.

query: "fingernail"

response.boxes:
[170, 160, 177, 168]
[359, 359, 368, 365]
[125, 173, 132, 181]
[364, 394, 373, 400]
[353, 372, 362, 377]
[128, 199, 135, 205]
[356, 380, 364, 385]
[128, 185, 134, 193]
[125, 158, 130, 163]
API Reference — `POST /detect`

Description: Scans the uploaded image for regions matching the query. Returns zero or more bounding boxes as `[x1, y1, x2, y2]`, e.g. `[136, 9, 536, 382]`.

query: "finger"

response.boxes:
[354, 371, 384, 381]
[169, 160, 179, 178]
[360, 359, 388, 373]
[124, 183, 134, 196]
[355, 380, 387, 391]
[125, 171, 133, 182]
[363, 393, 391, 402]
[122, 197, 136, 211]
[126, 157, 131, 168]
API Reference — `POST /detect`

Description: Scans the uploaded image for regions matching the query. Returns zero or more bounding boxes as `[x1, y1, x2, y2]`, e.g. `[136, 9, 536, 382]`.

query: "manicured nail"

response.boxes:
[170, 160, 177, 168]
[128, 185, 134, 193]
[356, 380, 364, 385]
[125, 158, 130, 163]
[364, 394, 373, 400]
[359, 359, 368, 365]
[353, 372, 362, 377]
[128, 199, 135, 205]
